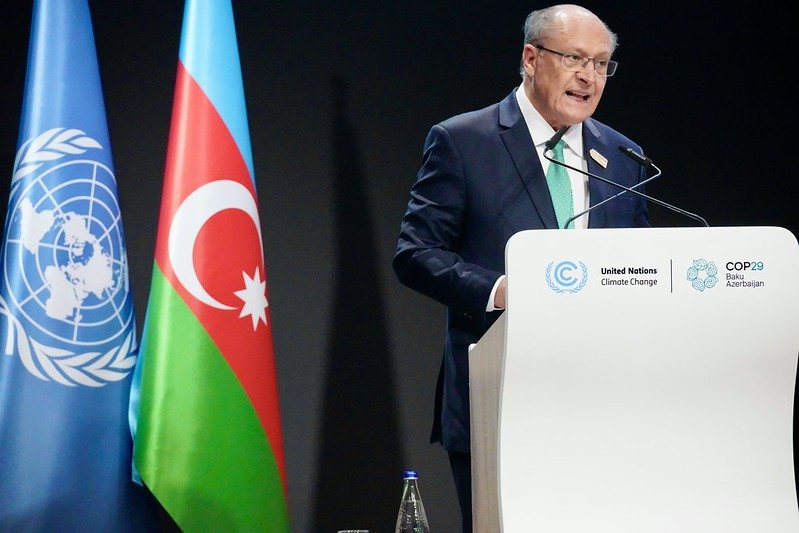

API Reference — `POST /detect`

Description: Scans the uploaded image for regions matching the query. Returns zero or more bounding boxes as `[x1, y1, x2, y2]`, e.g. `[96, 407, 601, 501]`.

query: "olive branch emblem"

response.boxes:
[2, 128, 135, 387]
[0, 295, 136, 387]
[12, 127, 102, 185]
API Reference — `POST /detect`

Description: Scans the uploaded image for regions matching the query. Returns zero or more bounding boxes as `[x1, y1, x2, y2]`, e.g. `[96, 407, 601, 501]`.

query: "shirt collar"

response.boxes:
[515, 84, 584, 159]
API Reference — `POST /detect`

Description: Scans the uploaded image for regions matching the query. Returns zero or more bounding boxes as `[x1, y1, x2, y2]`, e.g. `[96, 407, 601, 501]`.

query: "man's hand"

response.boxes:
[493, 276, 507, 309]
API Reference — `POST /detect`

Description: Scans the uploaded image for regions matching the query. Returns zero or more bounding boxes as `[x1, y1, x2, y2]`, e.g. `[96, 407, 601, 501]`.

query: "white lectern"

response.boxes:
[469, 227, 799, 532]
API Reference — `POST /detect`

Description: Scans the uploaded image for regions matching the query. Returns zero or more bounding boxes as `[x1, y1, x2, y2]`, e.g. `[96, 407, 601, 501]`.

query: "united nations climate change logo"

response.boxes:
[686, 258, 718, 292]
[0, 128, 136, 387]
[545, 260, 588, 293]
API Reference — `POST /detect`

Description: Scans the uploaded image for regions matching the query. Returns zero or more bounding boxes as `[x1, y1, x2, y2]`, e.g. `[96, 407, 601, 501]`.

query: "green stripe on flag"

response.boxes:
[134, 264, 289, 532]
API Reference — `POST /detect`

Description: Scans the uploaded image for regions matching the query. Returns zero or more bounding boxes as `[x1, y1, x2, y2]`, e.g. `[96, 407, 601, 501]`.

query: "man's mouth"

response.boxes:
[566, 90, 590, 101]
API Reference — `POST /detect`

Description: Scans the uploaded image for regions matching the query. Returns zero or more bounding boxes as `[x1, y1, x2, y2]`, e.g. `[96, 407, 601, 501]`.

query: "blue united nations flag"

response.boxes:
[0, 1, 156, 530]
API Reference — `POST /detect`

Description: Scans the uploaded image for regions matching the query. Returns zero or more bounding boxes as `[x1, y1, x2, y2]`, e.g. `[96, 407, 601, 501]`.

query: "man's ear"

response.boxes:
[521, 43, 537, 78]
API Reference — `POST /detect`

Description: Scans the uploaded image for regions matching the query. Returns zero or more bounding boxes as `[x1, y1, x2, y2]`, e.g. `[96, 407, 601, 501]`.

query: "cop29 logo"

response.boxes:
[545, 260, 588, 293]
[686, 258, 718, 292]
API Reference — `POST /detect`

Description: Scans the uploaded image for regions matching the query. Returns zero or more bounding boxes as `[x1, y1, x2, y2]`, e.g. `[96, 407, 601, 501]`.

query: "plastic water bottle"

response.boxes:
[395, 469, 430, 533]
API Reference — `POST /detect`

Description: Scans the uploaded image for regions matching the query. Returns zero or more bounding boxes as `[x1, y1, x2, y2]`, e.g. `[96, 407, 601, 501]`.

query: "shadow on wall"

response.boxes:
[311, 78, 405, 532]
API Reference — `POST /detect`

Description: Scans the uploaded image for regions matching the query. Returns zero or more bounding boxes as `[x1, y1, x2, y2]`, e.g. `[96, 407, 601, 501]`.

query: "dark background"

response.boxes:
[1, 2, 795, 531]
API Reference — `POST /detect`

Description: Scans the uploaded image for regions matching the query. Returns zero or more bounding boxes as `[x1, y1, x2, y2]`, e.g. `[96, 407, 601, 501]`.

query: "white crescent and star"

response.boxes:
[167, 179, 268, 329]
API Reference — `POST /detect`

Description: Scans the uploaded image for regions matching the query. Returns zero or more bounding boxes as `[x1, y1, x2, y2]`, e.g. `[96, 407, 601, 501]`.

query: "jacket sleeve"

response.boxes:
[392, 124, 502, 320]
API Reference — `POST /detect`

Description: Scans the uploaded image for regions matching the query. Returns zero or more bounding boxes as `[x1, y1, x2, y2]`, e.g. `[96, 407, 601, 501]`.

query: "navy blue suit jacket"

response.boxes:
[393, 90, 650, 453]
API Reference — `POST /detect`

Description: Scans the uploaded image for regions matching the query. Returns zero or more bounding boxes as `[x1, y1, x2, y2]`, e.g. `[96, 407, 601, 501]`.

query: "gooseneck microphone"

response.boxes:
[543, 127, 709, 228]
[618, 145, 653, 168]
[613, 145, 708, 227]
[565, 146, 663, 228]
[544, 125, 569, 152]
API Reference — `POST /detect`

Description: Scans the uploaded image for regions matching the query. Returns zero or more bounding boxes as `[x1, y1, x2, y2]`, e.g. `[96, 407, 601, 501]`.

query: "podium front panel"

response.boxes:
[497, 227, 798, 532]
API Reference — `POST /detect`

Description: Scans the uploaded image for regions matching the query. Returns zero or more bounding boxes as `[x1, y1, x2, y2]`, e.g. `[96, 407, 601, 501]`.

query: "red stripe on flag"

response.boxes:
[153, 62, 285, 483]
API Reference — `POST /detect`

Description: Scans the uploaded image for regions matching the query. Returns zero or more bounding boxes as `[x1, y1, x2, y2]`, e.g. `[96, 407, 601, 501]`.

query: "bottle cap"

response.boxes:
[402, 469, 418, 479]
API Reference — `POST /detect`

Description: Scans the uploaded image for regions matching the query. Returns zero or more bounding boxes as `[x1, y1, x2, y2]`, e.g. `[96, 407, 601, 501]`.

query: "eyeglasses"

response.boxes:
[534, 44, 618, 77]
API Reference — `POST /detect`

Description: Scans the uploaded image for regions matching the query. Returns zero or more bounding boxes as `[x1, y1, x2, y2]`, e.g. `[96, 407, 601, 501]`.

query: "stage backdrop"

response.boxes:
[1, 2, 795, 531]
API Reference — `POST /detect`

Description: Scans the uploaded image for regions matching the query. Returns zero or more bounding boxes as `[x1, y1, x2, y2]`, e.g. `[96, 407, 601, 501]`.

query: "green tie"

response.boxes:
[546, 139, 574, 229]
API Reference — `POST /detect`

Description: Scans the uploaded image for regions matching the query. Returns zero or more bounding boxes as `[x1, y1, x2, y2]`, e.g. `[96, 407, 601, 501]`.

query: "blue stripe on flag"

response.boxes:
[179, 0, 256, 182]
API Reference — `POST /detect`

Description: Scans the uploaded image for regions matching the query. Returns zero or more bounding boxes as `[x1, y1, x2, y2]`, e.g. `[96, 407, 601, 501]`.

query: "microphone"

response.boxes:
[618, 145, 653, 168]
[564, 146, 663, 228]
[614, 145, 708, 227]
[541, 129, 708, 227]
[544, 125, 569, 152]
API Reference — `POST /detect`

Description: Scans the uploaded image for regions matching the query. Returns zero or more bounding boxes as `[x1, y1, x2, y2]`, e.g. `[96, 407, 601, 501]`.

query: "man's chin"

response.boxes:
[559, 108, 596, 126]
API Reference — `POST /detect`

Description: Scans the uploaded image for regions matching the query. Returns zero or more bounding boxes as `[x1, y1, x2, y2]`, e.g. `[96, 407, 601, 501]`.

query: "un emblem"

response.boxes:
[545, 260, 588, 293]
[0, 128, 136, 387]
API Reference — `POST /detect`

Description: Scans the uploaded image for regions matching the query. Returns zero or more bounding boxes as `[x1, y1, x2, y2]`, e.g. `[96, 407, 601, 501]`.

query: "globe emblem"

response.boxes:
[0, 129, 137, 387]
[3, 159, 133, 347]
[545, 260, 589, 293]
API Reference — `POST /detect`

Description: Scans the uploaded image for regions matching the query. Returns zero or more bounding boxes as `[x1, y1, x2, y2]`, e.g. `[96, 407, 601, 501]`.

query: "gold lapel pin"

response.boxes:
[589, 148, 608, 169]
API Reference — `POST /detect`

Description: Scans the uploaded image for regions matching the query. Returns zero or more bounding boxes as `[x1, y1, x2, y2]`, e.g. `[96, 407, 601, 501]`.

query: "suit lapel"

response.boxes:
[497, 92, 558, 229]
[583, 119, 614, 229]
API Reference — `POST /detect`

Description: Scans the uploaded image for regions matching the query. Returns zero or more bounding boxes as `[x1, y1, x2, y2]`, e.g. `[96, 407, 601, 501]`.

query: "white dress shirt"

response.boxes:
[514, 84, 590, 228]
[487, 86, 592, 311]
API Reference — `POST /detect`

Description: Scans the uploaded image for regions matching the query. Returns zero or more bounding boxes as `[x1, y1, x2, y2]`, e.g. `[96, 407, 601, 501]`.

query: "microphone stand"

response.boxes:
[543, 148, 709, 228]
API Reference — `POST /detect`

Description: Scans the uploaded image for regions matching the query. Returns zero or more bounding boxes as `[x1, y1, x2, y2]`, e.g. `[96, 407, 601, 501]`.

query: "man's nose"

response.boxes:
[577, 61, 598, 82]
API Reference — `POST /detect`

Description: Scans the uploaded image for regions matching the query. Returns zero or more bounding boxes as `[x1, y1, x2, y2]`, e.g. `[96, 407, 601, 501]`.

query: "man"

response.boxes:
[392, 4, 650, 532]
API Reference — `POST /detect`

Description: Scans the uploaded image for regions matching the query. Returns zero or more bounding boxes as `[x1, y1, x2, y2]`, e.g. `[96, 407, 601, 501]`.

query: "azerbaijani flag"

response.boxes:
[129, 1, 289, 530]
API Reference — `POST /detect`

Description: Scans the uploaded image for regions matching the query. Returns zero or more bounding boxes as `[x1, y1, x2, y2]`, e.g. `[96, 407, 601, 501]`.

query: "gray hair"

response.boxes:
[519, 5, 618, 78]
